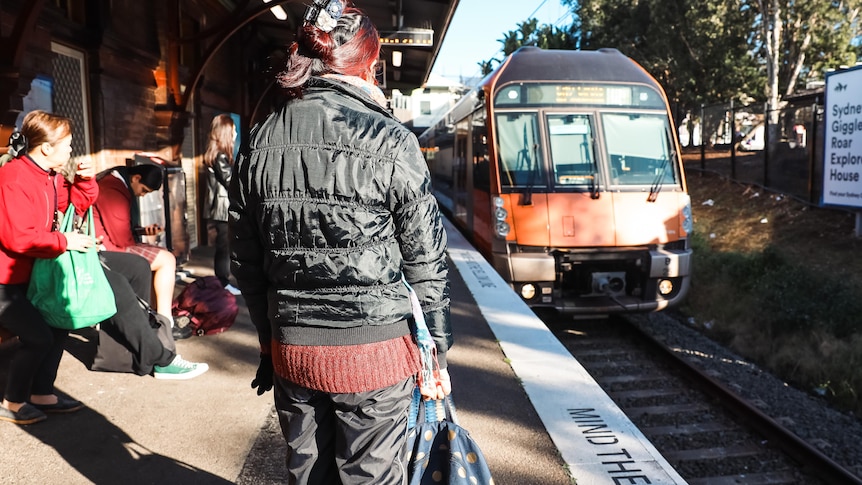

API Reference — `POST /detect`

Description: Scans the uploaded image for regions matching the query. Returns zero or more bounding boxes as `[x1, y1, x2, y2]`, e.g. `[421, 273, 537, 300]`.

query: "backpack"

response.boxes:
[172, 276, 238, 336]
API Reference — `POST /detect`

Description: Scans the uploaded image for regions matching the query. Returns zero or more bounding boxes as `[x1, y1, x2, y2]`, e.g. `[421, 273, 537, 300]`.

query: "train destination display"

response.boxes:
[496, 83, 665, 108]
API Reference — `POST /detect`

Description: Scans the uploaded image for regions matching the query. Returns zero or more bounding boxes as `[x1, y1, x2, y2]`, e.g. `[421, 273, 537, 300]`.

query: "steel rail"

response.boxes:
[623, 317, 862, 485]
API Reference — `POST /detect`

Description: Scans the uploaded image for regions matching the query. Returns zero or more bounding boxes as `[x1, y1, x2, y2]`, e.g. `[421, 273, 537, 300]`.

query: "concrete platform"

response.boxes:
[0, 219, 685, 484]
[0, 246, 269, 484]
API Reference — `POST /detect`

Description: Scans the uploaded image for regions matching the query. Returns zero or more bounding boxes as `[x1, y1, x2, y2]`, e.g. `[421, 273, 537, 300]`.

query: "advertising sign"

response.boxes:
[823, 65, 862, 207]
[17, 75, 53, 128]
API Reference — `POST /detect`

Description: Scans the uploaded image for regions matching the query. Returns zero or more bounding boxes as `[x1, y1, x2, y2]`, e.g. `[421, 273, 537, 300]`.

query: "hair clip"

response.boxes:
[304, 0, 344, 33]
[7, 131, 28, 158]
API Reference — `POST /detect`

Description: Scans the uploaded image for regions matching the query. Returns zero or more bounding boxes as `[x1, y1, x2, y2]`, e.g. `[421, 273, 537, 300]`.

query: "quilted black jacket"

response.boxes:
[204, 152, 231, 222]
[230, 76, 451, 360]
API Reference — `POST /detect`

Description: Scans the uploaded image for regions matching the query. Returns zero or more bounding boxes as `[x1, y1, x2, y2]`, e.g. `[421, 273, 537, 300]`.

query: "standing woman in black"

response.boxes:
[230, 2, 452, 483]
[203, 113, 238, 295]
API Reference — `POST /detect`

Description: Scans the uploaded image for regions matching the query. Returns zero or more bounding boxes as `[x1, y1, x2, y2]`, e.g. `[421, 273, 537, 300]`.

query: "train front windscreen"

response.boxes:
[494, 82, 679, 192]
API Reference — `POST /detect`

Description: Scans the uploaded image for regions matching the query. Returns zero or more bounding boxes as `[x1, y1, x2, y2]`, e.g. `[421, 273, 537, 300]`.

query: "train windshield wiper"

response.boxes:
[522, 143, 540, 205]
[647, 151, 672, 202]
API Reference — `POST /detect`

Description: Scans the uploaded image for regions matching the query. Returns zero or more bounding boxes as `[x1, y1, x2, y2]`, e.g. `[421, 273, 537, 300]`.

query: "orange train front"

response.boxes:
[420, 47, 692, 314]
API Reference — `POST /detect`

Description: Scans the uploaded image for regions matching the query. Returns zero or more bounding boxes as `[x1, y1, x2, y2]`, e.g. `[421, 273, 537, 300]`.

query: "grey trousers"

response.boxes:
[273, 375, 414, 485]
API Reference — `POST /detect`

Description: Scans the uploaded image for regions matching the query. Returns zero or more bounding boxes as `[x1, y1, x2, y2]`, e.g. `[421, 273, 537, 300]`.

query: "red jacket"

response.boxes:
[93, 171, 136, 251]
[0, 156, 98, 284]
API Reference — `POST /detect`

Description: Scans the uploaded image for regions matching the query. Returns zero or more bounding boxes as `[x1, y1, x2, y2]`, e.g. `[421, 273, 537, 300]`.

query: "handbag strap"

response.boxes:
[63, 205, 98, 234]
[58, 205, 99, 249]
[85, 207, 97, 240]
[402, 276, 439, 391]
[51, 177, 60, 231]
[408, 387, 459, 428]
[59, 203, 76, 232]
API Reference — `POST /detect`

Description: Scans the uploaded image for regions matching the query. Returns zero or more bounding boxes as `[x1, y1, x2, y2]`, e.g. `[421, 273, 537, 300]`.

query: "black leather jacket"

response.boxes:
[230, 77, 451, 359]
[204, 152, 231, 222]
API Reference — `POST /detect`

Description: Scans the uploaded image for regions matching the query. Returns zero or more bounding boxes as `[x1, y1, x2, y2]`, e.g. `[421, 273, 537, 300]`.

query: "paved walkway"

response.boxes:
[0, 243, 571, 484]
[0, 246, 270, 483]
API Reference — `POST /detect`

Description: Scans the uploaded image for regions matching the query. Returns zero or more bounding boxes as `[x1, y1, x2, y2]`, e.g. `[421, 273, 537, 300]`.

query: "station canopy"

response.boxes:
[247, 0, 459, 93]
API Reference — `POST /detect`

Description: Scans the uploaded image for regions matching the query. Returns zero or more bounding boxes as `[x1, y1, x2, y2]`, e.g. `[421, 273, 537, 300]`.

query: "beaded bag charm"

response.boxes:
[304, 0, 344, 33]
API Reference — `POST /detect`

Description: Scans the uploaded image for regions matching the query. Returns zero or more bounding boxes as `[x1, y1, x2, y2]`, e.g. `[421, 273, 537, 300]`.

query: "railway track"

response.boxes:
[540, 312, 860, 484]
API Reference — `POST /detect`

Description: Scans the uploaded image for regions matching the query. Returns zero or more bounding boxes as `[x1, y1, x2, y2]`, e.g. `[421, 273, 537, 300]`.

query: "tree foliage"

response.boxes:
[482, 0, 862, 112]
[479, 19, 578, 75]
[752, 0, 861, 114]
[568, 0, 762, 112]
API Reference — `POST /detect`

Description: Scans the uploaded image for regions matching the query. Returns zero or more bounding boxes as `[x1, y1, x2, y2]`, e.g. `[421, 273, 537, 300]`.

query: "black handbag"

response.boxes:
[406, 389, 494, 485]
[91, 296, 175, 373]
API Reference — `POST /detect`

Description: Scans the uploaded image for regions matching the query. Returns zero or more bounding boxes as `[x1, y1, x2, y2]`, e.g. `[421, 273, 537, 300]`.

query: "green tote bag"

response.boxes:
[28, 204, 117, 329]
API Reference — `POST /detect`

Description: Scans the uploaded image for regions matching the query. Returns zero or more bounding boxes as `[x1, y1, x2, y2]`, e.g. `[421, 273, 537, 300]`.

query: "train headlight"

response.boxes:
[493, 197, 509, 237]
[682, 196, 693, 234]
[495, 221, 510, 237]
[520, 283, 536, 299]
[658, 279, 674, 295]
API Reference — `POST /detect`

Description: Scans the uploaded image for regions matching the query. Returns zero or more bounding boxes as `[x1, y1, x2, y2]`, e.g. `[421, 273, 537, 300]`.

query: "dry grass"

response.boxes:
[678, 158, 862, 413]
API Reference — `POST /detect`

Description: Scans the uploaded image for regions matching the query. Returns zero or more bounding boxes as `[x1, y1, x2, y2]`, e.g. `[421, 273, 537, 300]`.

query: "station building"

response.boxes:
[0, 0, 457, 259]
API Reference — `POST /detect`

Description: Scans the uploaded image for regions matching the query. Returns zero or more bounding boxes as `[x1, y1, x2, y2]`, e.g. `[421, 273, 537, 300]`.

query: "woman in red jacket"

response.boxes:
[0, 110, 97, 425]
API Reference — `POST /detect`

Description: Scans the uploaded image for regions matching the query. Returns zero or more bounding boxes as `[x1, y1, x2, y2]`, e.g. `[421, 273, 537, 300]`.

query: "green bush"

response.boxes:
[683, 228, 862, 413]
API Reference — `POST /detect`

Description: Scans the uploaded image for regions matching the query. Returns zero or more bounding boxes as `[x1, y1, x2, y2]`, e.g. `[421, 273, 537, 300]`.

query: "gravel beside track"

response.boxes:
[628, 311, 862, 480]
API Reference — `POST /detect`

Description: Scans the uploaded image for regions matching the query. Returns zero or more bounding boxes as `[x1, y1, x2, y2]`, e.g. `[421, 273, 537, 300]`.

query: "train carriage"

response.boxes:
[419, 47, 693, 314]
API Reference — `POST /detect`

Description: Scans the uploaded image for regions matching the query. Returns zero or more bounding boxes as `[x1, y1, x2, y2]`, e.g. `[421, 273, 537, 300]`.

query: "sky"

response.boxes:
[430, 0, 573, 83]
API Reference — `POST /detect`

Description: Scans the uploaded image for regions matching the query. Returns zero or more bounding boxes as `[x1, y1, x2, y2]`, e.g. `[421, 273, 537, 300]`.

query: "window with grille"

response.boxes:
[51, 42, 91, 162]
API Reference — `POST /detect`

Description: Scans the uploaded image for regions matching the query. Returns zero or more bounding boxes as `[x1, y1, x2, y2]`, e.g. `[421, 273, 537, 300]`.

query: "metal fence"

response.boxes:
[681, 99, 824, 204]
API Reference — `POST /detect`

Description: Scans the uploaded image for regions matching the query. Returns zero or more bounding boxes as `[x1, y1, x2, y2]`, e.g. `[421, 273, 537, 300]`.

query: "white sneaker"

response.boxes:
[153, 355, 209, 380]
[224, 284, 241, 296]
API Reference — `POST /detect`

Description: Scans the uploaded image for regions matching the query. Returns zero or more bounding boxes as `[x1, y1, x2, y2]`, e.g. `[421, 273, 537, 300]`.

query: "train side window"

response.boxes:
[495, 112, 545, 189]
[472, 110, 490, 191]
[547, 114, 595, 187]
[602, 113, 677, 186]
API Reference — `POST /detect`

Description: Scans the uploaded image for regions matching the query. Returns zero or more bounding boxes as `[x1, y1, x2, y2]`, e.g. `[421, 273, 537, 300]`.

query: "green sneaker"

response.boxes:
[153, 355, 209, 380]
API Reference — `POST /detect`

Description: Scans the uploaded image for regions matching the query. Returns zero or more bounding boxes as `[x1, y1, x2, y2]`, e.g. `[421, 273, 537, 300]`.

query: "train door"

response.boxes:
[433, 124, 456, 213]
[470, 108, 493, 253]
[494, 111, 550, 247]
[452, 119, 471, 228]
[544, 112, 616, 247]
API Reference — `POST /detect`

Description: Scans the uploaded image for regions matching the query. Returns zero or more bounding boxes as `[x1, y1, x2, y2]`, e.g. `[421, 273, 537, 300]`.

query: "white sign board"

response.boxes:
[823, 65, 862, 207]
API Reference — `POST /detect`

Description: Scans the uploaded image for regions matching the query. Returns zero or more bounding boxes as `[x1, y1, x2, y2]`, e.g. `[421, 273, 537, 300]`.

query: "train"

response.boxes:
[418, 47, 693, 314]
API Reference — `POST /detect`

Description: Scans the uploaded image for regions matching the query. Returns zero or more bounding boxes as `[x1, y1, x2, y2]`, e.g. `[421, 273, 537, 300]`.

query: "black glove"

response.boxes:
[251, 353, 274, 395]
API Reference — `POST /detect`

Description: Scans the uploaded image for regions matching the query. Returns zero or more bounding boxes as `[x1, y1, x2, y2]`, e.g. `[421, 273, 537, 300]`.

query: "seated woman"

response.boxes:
[0, 110, 96, 424]
[92, 164, 177, 325]
[54, 161, 206, 378]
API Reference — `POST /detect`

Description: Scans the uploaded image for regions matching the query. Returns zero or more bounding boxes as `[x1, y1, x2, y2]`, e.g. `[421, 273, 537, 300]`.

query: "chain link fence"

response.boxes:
[680, 98, 824, 204]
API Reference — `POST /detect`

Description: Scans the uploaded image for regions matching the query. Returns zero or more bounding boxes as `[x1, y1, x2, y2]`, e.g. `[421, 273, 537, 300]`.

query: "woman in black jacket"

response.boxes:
[230, 1, 452, 483]
[203, 113, 238, 294]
